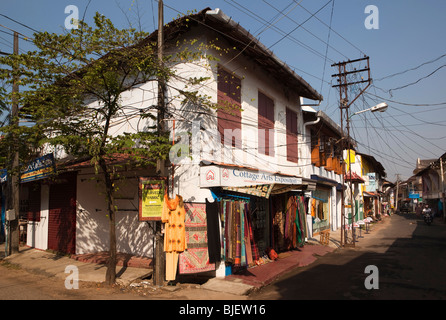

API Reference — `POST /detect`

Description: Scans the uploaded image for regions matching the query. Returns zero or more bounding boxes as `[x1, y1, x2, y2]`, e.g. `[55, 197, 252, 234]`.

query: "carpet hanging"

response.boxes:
[179, 203, 216, 274]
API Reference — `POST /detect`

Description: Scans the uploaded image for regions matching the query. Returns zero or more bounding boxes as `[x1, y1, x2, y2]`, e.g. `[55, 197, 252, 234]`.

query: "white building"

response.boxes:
[23, 8, 346, 279]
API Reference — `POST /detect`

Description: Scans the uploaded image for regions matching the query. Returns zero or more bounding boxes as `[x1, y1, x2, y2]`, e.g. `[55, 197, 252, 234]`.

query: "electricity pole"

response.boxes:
[439, 157, 445, 223]
[154, 0, 165, 286]
[332, 56, 371, 247]
[8, 31, 20, 255]
[395, 174, 400, 213]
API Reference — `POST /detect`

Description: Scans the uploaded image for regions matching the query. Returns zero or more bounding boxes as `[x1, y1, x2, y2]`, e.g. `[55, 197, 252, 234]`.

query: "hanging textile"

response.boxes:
[272, 196, 284, 252]
[246, 203, 260, 262]
[179, 203, 216, 274]
[205, 199, 221, 264]
[295, 195, 306, 247]
[284, 195, 298, 250]
[218, 198, 257, 268]
[162, 194, 187, 281]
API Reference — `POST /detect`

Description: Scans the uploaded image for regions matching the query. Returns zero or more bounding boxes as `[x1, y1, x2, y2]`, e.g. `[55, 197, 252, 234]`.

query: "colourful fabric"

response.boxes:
[179, 203, 215, 274]
[165, 252, 179, 281]
[162, 195, 187, 253]
[296, 196, 306, 247]
[246, 204, 260, 262]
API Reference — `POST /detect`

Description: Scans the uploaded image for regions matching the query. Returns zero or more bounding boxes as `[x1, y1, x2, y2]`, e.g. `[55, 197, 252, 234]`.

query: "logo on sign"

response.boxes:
[222, 169, 229, 181]
[206, 170, 215, 182]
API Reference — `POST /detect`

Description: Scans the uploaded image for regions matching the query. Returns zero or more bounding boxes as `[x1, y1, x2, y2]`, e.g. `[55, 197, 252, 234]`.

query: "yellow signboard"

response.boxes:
[138, 177, 166, 221]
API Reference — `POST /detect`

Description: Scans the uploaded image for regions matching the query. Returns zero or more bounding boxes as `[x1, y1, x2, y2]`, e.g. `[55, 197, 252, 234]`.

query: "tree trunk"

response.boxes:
[99, 158, 117, 286]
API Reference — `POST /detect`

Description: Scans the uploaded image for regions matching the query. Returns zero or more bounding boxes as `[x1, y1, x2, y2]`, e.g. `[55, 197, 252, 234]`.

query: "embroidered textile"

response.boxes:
[179, 203, 215, 274]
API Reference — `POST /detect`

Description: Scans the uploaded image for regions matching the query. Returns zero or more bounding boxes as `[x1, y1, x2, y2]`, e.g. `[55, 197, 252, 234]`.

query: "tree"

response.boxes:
[0, 12, 214, 285]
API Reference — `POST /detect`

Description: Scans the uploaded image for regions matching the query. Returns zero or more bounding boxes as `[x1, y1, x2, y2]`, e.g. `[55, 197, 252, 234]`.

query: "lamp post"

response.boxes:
[344, 102, 388, 246]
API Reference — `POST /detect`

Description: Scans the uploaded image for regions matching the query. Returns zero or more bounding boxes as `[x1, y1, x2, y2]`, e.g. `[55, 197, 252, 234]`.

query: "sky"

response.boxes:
[1, 0, 446, 182]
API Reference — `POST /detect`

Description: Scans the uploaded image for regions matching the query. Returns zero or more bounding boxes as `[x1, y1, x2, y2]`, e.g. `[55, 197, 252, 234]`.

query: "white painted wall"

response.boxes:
[75, 168, 155, 257]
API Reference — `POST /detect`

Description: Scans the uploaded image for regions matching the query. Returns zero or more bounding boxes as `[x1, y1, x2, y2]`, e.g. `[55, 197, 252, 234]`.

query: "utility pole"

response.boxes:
[154, 0, 165, 286]
[332, 56, 371, 247]
[8, 31, 20, 255]
[439, 157, 446, 223]
[395, 174, 400, 213]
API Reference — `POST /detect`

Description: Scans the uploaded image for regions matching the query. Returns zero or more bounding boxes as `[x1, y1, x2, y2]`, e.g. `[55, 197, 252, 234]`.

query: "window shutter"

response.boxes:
[258, 92, 274, 156]
[286, 108, 298, 163]
[217, 67, 241, 147]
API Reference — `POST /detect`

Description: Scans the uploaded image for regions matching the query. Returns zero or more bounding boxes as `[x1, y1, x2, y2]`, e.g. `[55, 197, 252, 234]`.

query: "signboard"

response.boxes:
[408, 192, 420, 199]
[365, 172, 377, 192]
[138, 177, 166, 221]
[21, 154, 56, 183]
[199, 165, 302, 187]
[1, 154, 56, 184]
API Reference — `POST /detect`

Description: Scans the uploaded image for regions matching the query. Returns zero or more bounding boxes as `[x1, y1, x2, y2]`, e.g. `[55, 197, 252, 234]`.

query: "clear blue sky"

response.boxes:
[1, 0, 446, 182]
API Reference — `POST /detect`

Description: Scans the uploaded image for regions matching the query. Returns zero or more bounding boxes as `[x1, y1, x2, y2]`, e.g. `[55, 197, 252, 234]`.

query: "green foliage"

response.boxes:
[0, 13, 175, 172]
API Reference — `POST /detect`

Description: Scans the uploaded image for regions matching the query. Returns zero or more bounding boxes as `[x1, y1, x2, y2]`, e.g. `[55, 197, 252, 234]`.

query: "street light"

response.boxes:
[352, 102, 388, 116]
[343, 102, 388, 247]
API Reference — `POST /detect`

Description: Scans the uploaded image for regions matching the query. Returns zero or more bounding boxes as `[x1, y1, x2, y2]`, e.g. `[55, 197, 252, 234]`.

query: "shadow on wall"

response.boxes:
[76, 174, 155, 258]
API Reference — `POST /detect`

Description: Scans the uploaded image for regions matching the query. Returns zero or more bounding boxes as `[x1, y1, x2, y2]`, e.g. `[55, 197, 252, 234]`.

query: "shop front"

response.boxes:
[309, 175, 343, 236]
[199, 164, 310, 275]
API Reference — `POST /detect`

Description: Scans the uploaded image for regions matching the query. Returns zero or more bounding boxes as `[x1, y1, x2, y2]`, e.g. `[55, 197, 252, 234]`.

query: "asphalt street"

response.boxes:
[250, 212, 446, 300]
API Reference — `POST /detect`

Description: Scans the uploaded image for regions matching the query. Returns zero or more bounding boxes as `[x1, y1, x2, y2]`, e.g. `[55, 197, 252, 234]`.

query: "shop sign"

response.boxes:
[408, 192, 420, 199]
[200, 165, 302, 187]
[20, 153, 56, 183]
[365, 172, 377, 192]
[138, 177, 166, 221]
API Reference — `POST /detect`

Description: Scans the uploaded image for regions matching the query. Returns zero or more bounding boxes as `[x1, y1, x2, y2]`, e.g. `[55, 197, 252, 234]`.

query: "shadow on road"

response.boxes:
[250, 213, 446, 300]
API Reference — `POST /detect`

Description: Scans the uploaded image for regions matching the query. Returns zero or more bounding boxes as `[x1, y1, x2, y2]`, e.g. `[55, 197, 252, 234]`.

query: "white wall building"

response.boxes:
[24, 8, 347, 279]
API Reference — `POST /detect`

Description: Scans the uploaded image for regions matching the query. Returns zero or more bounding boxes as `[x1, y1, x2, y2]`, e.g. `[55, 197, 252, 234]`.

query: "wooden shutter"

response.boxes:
[258, 92, 274, 156]
[27, 183, 41, 222]
[286, 107, 298, 163]
[217, 67, 241, 148]
[48, 172, 77, 254]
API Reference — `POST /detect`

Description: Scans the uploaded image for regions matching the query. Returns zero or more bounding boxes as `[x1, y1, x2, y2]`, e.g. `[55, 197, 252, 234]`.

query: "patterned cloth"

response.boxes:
[178, 203, 215, 274]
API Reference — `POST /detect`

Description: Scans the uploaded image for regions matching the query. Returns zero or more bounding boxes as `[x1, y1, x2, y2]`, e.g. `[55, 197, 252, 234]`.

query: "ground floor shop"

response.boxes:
[7, 159, 345, 284]
[203, 189, 309, 277]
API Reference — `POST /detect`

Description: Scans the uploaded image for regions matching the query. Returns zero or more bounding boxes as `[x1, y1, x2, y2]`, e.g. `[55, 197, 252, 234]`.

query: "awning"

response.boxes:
[345, 171, 365, 183]
[310, 174, 344, 191]
[363, 191, 378, 197]
[221, 183, 311, 199]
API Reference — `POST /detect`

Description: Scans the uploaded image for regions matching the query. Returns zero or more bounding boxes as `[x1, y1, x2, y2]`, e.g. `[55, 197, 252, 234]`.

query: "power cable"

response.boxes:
[268, 0, 333, 50]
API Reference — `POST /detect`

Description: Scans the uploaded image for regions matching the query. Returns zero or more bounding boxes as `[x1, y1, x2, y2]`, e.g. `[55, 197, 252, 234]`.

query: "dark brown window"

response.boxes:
[286, 107, 298, 163]
[258, 92, 274, 156]
[217, 67, 241, 148]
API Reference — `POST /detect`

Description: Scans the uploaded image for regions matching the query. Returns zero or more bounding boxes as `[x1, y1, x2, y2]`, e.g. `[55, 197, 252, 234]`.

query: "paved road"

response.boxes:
[1, 213, 445, 301]
[250, 213, 446, 300]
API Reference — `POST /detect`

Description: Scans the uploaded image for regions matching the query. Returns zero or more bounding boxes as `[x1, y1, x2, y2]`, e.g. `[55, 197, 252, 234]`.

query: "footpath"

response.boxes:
[0, 215, 391, 297]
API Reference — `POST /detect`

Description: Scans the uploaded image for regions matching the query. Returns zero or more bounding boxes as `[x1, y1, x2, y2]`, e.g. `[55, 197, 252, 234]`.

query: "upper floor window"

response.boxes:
[217, 66, 241, 148]
[258, 91, 274, 156]
[286, 107, 298, 163]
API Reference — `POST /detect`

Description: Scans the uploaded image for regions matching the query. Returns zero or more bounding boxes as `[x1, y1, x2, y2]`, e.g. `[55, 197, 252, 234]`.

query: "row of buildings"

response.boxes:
[397, 153, 446, 218]
[1, 8, 391, 280]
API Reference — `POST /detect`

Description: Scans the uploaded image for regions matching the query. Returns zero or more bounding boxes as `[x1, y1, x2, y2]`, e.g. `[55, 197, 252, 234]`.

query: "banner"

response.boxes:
[138, 177, 166, 221]
[200, 165, 302, 187]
